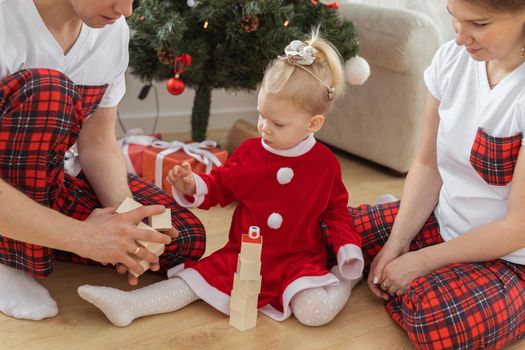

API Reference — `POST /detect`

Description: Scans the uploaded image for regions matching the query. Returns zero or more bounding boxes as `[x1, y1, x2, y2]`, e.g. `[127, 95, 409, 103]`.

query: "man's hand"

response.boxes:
[80, 205, 173, 284]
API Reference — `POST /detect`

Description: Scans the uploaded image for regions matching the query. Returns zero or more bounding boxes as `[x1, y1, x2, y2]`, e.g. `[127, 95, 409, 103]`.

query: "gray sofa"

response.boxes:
[316, 2, 442, 173]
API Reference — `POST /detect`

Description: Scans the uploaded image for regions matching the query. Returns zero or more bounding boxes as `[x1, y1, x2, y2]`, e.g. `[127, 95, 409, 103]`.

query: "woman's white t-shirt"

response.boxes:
[0, 0, 129, 108]
[424, 40, 525, 264]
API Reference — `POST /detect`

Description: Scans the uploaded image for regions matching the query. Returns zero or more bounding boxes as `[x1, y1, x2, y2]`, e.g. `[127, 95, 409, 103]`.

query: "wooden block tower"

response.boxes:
[229, 226, 263, 331]
[116, 197, 171, 277]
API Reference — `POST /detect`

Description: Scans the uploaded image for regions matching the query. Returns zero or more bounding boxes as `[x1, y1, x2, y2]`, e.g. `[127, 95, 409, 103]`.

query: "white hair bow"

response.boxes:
[281, 40, 318, 66]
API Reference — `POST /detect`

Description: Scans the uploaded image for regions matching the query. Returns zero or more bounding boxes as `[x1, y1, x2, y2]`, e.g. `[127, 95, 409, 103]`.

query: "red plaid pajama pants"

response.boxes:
[347, 201, 525, 349]
[0, 68, 205, 277]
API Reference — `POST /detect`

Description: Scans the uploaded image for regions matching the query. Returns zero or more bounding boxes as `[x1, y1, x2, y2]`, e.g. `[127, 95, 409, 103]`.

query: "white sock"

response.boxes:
[374, 194, 398, 205]
[0, 264, 58, 320]
[78, 277, 199, 327]
[290, 268, 360, 326]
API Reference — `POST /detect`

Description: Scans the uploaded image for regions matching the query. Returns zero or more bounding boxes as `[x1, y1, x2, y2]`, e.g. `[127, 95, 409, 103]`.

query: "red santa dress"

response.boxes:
[167, 135, 363, 321]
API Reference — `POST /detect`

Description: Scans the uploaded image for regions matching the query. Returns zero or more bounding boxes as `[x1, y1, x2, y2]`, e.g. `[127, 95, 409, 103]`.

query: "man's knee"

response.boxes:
[5, 69, 80, 123]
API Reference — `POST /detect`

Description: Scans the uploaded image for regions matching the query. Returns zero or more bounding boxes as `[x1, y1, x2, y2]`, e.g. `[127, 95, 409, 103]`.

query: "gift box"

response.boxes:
[143, 140, 228, 193]
[118, 128, 162, 176]
[225, 119, 259, 154]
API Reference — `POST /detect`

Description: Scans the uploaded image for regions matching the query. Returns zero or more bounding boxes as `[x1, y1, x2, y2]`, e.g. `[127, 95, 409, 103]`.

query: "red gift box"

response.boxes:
[143, 140, 228, 193]
[118, 129, 162, 176]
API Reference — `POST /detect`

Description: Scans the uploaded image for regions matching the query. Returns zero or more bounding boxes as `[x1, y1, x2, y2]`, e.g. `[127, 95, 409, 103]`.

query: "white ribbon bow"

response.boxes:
[281, 40, 318, 66]
[151, 139, 223, 188]
[117, 128, 161, 175]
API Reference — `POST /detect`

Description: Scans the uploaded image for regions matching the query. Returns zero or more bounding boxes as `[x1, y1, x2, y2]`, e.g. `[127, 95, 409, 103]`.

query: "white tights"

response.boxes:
[78, 270, 359, 327]
[78, 277, 199, 327]
[290, 276, 359, 326]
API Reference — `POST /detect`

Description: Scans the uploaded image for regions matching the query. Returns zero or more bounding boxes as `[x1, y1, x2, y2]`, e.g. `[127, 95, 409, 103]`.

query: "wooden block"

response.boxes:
[229, 309, 257, 331]
[240, 242, 262, 261]
[237, 257, 261, 280]
[148, 208, 172, 230]
[224, 119, 259, 155]
[230, 293, 258, 315]
[115, 198, 166, 277]
[232, 273, 261, 298]
[137, 240, 165, 256]
[241, 232, 262, 244]
[116, 197, 142, 214]
[136, 222, 165, 256]
[129, 257, 151, 278]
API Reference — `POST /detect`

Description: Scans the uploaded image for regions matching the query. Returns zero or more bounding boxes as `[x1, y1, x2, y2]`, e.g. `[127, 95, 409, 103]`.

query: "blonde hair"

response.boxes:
[261, 28, 345, 116]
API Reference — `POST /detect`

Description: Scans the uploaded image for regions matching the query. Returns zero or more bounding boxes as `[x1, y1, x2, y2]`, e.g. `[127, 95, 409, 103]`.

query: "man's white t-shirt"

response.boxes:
[0, 0, 129, 108]
[424, 40, 525, 264]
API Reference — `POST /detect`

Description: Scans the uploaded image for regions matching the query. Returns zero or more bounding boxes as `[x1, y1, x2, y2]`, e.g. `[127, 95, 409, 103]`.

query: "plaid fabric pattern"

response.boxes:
[0, 69, 206, 277]
[0, 69, 84, 276]
[350, 201, 442, 275]
[76, 85, 109, 117]
[350, 201, 525, 349]
[470, 128, 522, 186]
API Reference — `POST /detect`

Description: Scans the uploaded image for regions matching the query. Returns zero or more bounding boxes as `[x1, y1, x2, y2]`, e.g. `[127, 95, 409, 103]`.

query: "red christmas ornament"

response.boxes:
[167, 77, 185, 95]
[166, 53, 192, 96]
[311, 0, 339, 9]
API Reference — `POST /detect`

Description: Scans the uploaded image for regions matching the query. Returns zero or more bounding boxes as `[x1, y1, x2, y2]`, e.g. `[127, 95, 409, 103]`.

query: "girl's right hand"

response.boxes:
[368, 237, 410, 300]
[167, 161, 196, 196]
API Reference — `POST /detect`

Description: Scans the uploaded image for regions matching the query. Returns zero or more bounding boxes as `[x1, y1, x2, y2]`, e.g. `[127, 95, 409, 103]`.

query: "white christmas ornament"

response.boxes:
[276, 167, 294, 185]
[267, 213, 283, 229]
[345, 55, 370, 85]
[187, 0, 197, 7]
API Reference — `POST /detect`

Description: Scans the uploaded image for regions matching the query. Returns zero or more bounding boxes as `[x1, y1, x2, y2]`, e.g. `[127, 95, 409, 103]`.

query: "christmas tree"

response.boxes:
[128, 0, 360, 141]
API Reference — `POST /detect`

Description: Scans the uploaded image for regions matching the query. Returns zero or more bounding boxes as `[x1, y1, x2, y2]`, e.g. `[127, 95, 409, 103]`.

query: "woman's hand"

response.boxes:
[380, 250, 433, 298]
[167, 162, 196, 196]
[368, 237, 410, 300]
[78, 205, 173, 285]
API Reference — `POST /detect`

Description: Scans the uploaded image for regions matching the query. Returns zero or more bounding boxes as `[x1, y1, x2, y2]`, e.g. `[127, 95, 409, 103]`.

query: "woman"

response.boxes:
[349, 0, 525, 348]
[0, 0, 205, 321]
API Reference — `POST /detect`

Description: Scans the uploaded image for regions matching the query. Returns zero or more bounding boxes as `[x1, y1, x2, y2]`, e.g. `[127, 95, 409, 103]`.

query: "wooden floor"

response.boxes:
[2, 132, 524, 349]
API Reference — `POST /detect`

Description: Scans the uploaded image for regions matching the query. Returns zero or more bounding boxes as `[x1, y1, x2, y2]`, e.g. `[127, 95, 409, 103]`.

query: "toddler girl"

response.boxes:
[78, 29, 363, 327]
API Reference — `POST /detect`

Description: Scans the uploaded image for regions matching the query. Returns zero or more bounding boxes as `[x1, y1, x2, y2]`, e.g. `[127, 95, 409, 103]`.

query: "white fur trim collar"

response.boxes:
[261, 133, 316, 157]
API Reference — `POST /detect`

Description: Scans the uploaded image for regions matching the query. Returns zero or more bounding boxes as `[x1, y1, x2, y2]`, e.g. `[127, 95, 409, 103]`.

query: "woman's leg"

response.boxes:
[0, 68, 84, 319]
[390, 260, 525, 349]
[78, 277, 199, 327]
[349, 201, 442, 275]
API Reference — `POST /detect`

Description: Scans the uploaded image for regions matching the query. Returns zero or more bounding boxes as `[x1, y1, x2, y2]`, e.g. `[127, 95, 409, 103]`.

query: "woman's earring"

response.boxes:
[522, 46, 525, 58]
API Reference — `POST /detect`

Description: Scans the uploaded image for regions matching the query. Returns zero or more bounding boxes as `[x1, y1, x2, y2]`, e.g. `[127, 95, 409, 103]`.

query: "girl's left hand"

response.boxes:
[380, 250, 433, 297]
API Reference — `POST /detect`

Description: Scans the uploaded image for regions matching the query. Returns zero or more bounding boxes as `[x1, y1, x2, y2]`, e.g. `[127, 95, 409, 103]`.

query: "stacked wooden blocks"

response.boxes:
[229, 226, 263, 331]
[116, 197, 172, 277]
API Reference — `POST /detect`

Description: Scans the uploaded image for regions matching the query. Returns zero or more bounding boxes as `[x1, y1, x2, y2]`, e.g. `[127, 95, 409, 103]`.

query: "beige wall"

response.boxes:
[117, 72, 259, 136]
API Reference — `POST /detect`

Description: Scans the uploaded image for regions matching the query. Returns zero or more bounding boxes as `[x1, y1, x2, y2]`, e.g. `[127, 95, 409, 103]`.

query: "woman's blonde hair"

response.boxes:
[261, 27, 345, 116]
